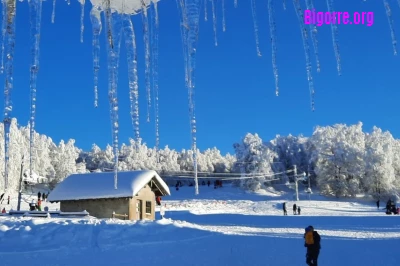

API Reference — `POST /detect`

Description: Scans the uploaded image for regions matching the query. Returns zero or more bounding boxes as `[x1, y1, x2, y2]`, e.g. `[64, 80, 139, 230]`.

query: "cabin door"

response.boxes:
[136, 200, 143, 220]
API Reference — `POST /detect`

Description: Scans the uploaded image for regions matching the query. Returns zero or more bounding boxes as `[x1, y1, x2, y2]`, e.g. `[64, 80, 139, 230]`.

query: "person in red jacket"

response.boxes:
[156, 196, 161, 206]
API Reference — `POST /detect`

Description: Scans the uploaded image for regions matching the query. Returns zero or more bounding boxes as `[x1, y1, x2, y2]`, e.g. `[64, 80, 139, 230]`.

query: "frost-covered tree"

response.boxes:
[364, 127, 398, 199]
[310, 123, 365, 197]
[233, 133, 277, 191]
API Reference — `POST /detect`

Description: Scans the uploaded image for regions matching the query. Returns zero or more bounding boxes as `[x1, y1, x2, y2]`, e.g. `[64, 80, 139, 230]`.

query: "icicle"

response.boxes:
[204, 0, 207, 21]
[3, 0, 17, 190]
[105, 0, 114, 49]
[250, 0, 261, 56]
[211, 0, 217, 46]
[80, 0, 85, 43]
[151, 1, 160, 155]
[0, 0, 7, 73]
[104, 8, 123, 190]
[283, 0, 286, 10]
[90, 6, 101, 108]
[383, 0, 397, 55]
[326, 0, 341, 75]
[293, 0, 315, 111]
[28, 0, 43, 181]
[268, 0, 279, 96]
[122, 14, 140, 147]
[234, 0, 237, 8]
[176, 0, 201, 195]
[222, 0, 226, 32]
[141, 0, 151, 123]
[305, 0, 320, 72]
[51, 0, 56, 23]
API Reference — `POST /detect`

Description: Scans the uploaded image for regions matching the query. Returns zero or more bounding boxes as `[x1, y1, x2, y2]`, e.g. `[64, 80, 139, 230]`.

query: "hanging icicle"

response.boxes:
[151, 1, 160, 156]
[122, 14, 140, 147]
[222, 0, 226, 32]
[29, 0, 43, 180]
[105, 0, 114, 49]
[211, 0, 217, 46]
[51, 0, 56, 23]
[204, 0, 208, 21]
[293, 0, 315, 111]
[268, 0, 279, 96]
[305, 0, 320, 72]
[90, 6, 101, 108]
[80, 0, 85, 43]
[176, 0, 201, 195]
[250, 0, 261, 56]
[326, 0, 341, 75]
[141, 0, 151, 123]
[104, 6, 123, 190]
[3, 0, 17, 190]
[383, 0, 397, 55]
[0, 0, 7, 73]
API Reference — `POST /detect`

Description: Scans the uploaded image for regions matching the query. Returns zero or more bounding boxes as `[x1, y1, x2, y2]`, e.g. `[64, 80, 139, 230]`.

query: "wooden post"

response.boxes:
[17, 155, 24, 211]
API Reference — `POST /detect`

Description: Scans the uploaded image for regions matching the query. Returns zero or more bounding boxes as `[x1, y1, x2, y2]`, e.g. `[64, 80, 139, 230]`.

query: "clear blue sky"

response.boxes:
[1, 0, 399, 154]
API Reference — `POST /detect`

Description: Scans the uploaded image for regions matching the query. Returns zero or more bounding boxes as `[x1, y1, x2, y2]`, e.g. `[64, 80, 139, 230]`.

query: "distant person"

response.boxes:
[38, 192, 41, 201]
[37, 199, 42, 211]
[29, 200, 36, 211]
[376, 200, 380, 209]
[7, 195, 10, 205]
[304, 225, 321, 266]
[297, 206, 301, 215]
[283, 202, 287, 216]
[42, 193, 45, 201]
[156, 196, 161, 206]
[293, 203, 297, 215]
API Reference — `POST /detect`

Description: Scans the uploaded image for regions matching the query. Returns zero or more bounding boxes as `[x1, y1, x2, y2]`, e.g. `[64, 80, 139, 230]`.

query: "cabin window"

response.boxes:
[145, 201, 152, 214]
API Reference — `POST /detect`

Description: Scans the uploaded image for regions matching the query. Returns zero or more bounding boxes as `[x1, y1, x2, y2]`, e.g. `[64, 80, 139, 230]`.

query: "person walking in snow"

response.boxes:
[376, 200, 380, 209]
[38, 191, 41, 201]
[304, 225, 321, 266]
[7, 195, 10, 205]
[42, 193, 45, 201]
[283, 202, 287, 216]
[293, 203, 297, 215]
[297, 206, 301, 215]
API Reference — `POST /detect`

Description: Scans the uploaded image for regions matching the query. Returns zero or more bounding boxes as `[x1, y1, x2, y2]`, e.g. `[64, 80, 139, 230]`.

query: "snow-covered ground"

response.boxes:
[0, 184, 399, 266]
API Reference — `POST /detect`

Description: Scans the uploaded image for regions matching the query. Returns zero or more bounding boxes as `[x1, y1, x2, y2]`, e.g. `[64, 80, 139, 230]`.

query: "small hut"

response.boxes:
[48, 170, 170, 220]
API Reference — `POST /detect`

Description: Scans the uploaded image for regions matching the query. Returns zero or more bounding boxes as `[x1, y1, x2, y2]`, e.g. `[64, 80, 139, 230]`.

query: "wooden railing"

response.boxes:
[112, 212, 128, 220]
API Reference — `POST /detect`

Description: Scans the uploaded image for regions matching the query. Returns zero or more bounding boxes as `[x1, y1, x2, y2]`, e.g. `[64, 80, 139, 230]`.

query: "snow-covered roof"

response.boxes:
[48, 170, 170, 202]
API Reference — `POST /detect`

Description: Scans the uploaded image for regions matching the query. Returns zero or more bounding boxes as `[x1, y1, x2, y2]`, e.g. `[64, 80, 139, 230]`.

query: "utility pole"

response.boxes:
[294, 165, 299, 201]
[17, 155, 24, 211]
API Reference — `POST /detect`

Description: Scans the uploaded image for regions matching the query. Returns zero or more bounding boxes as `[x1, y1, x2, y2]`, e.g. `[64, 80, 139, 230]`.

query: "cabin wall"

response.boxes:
[129, 184, 156, 220]
[60, 198, 130, 219]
